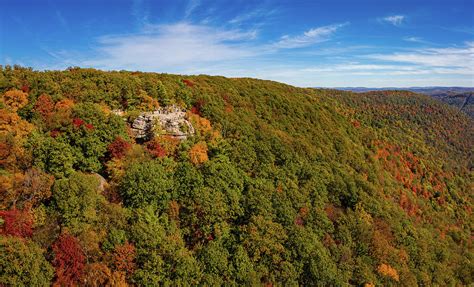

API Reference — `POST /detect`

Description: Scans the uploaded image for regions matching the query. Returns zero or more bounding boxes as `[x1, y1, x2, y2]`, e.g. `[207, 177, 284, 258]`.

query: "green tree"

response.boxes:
[52, 172, 103, 232]
[130, 206, 202, 285]
[197, 240, 230, 284]
[0, 235, 54, 286]
[29, 133, 76, 178]
[157, 81, 170, 106]
[241, 215, 298, 285]
[287, 227, 342, 285]
[119, 159, 174, 209]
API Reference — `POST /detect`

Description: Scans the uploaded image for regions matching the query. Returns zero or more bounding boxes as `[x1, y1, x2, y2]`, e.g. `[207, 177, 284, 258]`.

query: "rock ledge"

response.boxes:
[130, 105, 195, 140]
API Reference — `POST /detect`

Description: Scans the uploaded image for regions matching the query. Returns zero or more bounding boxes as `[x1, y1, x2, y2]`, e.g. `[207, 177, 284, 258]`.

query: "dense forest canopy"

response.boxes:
[0, 66, 472, 286]
[338, 87, 474, 119]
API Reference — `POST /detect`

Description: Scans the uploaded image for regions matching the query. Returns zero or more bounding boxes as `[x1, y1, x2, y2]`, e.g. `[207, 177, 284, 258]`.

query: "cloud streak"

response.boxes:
[82, 23, 259, 71]
[404, 36, 423, 43]
[79, 21, 345, 71]
[229, 8, 277, 25]
[132, 0, 149, 27]
[184, 0, 200, 19]
[367, 42, 474, 69]
[55, 10, 69, 31]
[381, 15, 405, 26]
[272, 22, 349, 49]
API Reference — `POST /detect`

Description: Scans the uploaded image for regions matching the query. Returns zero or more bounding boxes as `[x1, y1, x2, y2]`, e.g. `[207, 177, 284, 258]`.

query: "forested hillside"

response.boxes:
[0, 66, 472, 286]
[339, 87, 474, 118]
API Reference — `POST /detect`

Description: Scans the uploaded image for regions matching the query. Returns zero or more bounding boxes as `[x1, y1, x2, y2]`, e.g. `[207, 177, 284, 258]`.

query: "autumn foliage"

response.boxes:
[187, 112, 220, 142]
[146, 139, 167, 158]
[48, 98, 75, 127]
[34, 94, 54, 120]
[108, 137, 131, 159]
[19, 168, 54, 208]
[52, 233, 86, 286]
[55, 98, 75, 111]
[188, 141, 208, 165]
[72, 118, 85, 128]
[0, 209, 33, 237]
[351, 119, 361, 128]
[113, 242, 136, 274]
[377, 263, 399, 282]
[83, 263, 113, 287]
[0, 67, 472, 286]
[2, 89, 28, 111]
[0, 91, 33, 171]
[190, 99, 205, 115]
[83, 263, 128, 287]
[183, 79, 194, 87]
[21, 84, 30, 93]
[0, 109, 33, 138]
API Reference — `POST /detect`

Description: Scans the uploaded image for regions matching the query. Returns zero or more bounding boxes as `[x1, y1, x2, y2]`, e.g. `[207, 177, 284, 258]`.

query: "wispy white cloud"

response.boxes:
[184, 0, 200, 19]
[82, 22, 259, 71]
[272, 22, 349, 49]
[403, 37, 437, 45]
[404, 36, 423, 43]
[54, 10, 69, 31]
[229, 8, 277, 25]
[46, 0, 70, 31]
[76, 21, 345, 71]
[367, 42, 474, 69]
[132, 0, 149, 27]
[381, 15, 405, 26]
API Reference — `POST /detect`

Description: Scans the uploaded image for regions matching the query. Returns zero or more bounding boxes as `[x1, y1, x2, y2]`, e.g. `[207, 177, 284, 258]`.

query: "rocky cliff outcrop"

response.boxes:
[130, 105, 195, 140]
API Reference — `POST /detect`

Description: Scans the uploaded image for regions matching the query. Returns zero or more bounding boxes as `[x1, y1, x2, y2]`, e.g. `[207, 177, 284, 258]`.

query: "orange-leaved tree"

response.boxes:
[2, 89, 28, 112]
[113, 242, 136, 275]
[189, 141, 208, 165]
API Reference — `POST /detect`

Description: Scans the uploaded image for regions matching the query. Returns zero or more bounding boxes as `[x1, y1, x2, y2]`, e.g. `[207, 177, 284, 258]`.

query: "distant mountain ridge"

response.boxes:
[333, 87, 474, 118]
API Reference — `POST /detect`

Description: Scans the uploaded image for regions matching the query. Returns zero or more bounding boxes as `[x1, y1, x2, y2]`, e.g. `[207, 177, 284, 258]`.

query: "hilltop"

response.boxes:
[0, 67, 473, 286]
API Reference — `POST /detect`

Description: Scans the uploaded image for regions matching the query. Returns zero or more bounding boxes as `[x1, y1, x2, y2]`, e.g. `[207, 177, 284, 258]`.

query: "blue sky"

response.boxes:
[1, 0, 473, 87]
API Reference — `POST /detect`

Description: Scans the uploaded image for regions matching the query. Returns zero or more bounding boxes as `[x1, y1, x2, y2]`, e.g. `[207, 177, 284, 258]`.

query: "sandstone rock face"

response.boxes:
[131, 105, 195, 140]
[92, 172, 108, 193]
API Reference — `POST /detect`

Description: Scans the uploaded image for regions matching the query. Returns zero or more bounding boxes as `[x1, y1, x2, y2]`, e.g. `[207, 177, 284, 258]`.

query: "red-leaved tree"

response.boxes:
[0, 209, 33, 237]
[107, 137, 131, 159]
[113, 242, 136, 274]
[34, 94, 54, 121]
[52, 233, 86, 286]
[72, 118, 85, 128]
[190, 99, 205, 116]
[183, 79, 194, 87]
[146, 139, 166, 158]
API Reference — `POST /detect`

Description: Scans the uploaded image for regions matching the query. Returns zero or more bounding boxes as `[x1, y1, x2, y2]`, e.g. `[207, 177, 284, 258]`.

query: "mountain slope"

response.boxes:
[0, 66, 472, 286]
[337, 87, 474, 118]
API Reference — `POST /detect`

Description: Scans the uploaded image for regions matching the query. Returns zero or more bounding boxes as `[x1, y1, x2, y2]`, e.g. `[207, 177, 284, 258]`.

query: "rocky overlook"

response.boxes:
[129, 105, 195, 140]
